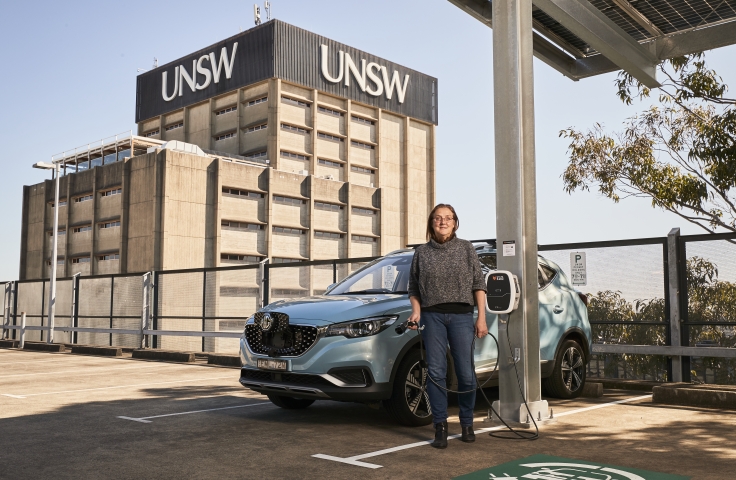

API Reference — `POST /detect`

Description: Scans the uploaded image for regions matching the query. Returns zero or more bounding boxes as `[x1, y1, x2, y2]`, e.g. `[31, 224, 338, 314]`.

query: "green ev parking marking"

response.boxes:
[454, 454, 690, 480]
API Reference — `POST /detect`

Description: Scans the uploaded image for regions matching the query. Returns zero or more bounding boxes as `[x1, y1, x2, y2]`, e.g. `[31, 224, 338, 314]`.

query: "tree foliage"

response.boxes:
[586, 256, 736, 383]
[560, 54, 736, 234]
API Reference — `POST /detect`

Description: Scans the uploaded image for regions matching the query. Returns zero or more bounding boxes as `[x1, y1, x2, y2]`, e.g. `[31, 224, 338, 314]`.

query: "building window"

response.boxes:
[223, 187, 264, 198]
[351, 140, 375, 150]
[215, 132, 236, 141]
[318, 106, 344, 117]
[247, 96, 268, 106]
[221, 220, 263, 230]
[315, 201, 342, 211]
[246, 123, 267, 133]
[351, 166, 374, 174]
[274, 195, 305, 206]
[144, 129, 159, 138]
[98, 254, 120, 261]
[74, 194, 93, 203]
[280, 151, 308, 161]
[221, 253, 261, 263]
[318, 132, 344, 142]
[244, 151, 268, 159]
[352, 115, 375, 126]
[315, 231, 342, 239]
[71, 257, 91, 264]
[48, 230, 67, 236]
[50, 200, 68, 207]
[72, 225, 92, 233]
[165, 122, 184, 132]
[272, 257, 302, 264]
[281, 123, 308, 134]
[273, 226, 304, 235]
[216, 105, 237, 116]
[272, 288, 305, 296]
[47, 259, 65, 266]
[353, 235, 377, 243]
[100, 221, 121, 229]
[353, 207, 376, 215]
[100, 188, 121, 197]
[318, 159, 342, 168]
[281, 96, 310, 108]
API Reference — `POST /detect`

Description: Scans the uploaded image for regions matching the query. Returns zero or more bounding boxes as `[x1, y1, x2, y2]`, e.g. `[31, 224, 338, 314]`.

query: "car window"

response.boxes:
[327, 255, 412, 295]
[479, 254, 497, 274]
[538, 263, 557, 289]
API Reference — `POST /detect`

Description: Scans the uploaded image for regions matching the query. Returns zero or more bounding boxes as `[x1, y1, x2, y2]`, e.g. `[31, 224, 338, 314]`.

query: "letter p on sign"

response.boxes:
[570, 252, 587, 286]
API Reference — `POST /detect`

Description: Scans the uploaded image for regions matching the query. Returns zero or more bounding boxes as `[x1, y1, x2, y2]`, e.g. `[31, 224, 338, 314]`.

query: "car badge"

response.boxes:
[259, 313, 274, 331]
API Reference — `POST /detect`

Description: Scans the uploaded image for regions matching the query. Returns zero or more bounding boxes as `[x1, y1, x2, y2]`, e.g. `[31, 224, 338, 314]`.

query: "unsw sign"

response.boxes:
[135, 21, 437, 125]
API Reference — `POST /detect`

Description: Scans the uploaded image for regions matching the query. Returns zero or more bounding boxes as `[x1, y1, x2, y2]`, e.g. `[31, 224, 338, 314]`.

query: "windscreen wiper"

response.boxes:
[338, 289, 407, 294]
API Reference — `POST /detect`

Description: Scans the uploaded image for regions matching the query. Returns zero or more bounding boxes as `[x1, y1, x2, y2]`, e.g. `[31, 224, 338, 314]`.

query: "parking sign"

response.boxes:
[570, 252, 587, 286]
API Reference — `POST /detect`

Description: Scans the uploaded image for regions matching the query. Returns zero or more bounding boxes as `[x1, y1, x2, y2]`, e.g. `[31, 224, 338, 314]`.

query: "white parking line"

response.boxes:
[312, 394, 653, 469]
[117, 401, 272, 423]
[1, 375, 235, 399]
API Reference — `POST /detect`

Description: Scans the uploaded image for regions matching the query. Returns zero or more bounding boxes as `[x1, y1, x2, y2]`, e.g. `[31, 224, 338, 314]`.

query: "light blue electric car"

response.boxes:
[239, 242, 592, 426]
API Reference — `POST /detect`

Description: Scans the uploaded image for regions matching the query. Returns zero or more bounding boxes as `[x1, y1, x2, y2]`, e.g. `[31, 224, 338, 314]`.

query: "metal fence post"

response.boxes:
[40, 280, 46, 342]
[2, 283, 9, 339]
[109, 276, 115, 347]
[19, 312, 26, 349]
[152, 271, 159, 349]
[71, 274, 80, 344]
[202, 271, 207, 352]
[667, 228, 682, 382]
[260, 259, 270, 308]
[141, 272, 151, 349]
[12, 281, 18, 340]
[678, 234, 691, 382]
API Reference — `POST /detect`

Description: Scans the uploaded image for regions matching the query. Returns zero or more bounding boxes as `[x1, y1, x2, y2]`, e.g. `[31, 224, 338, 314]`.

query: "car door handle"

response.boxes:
[553, 305, 564, 314]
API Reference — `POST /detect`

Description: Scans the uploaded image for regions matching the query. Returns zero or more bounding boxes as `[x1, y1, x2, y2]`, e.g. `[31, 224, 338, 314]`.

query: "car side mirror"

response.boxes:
[485, 270, 520, 314]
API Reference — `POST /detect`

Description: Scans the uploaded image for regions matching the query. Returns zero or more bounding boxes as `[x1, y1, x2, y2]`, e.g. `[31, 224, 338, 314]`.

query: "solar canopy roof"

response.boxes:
[450, 0, 736, 87]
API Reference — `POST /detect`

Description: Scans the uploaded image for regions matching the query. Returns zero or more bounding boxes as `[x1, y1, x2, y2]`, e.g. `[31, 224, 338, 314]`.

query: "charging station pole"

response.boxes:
[492, 0, 549, 423]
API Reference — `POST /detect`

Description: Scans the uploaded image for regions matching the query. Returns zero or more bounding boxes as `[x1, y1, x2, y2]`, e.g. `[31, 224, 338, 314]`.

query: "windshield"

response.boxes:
[327, 255, 413, 295]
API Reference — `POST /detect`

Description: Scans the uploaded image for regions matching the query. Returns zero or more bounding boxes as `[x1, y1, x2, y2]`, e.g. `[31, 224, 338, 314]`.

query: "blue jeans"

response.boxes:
[421, 311, 476, 426]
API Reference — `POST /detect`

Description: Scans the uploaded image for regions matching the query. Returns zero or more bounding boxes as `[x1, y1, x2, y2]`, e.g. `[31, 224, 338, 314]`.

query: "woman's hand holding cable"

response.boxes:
[407, 296, 421, 330]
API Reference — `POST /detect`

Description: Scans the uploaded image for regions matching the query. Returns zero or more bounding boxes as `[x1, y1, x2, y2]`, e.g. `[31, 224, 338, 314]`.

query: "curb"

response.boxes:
[0, 339, 19, 348]
[594, 378, 662, 392]
[653, 383, 736, 410]
[23, 342, 66, 352]
[581, 381, 603, 398]
[208, 354, 241, 367]
[71, 345, 123, 357]
[132, 349, 195, 363]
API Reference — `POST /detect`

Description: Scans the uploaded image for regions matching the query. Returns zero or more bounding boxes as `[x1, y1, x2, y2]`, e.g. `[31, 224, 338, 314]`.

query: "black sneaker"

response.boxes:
[431, 421, 448, 449]
[461, 425, 475, 443]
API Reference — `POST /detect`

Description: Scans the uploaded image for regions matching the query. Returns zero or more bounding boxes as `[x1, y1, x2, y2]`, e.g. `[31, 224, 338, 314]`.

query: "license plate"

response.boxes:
[257, 358, 287, 371]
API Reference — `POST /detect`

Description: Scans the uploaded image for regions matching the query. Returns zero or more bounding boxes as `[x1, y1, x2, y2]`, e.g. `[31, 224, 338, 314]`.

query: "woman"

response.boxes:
[407, 204, 488, 449]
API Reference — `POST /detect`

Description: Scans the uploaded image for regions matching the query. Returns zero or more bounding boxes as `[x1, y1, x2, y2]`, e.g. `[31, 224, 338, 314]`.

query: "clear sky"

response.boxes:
[1, 0, 734, 281]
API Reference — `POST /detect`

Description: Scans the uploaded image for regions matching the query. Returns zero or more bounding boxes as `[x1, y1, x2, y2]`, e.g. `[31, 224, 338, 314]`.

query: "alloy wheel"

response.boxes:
[560, 346, 584, 392]
[404, 361, 432, 419]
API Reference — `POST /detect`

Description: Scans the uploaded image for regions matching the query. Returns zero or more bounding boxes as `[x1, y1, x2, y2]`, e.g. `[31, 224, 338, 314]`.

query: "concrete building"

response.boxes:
[20, 20, 438, 289]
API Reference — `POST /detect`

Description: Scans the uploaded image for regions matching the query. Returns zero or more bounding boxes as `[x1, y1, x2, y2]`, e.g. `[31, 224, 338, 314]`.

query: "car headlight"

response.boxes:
[326, 315, 398, 338]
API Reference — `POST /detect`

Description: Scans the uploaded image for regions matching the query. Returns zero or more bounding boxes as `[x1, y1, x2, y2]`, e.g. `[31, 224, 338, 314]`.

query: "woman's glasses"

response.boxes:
[433, 216, 455, 224]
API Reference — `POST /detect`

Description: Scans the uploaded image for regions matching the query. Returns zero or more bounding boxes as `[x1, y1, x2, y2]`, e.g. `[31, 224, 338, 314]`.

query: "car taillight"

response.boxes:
[577, 292, 588, 307]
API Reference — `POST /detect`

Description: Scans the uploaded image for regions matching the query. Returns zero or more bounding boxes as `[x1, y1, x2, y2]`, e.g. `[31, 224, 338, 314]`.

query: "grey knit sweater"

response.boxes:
[407, 237, 487, 307]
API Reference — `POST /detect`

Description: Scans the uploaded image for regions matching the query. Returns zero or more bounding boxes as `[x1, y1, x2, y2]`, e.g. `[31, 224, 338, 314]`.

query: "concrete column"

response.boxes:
[345, 100, 352, 184]
[119, 160, 131, 274]
[90, 171, 99, 275]
[492, 0, 546, 423]
[346, 184, 353, 259]
[402, 116, 410, 248]
[265, 168, 273, 260]
[667, 228, 683, 382]
[310, 89, 318, 176]
[63, 175, 73, 277]
[268, 79, 281, 170]
[429, 124, 437, 209]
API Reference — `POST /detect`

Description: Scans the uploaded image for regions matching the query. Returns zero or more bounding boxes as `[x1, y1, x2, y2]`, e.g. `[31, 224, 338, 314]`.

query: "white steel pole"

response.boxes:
[492, 0, 547, 422]
[47, 162, 60, 343]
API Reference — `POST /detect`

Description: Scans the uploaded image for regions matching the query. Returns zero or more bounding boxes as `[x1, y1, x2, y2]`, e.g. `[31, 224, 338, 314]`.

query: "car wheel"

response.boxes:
[383, 349, 433, 426]
[267, 395, 315, 409]
[542, 339, 586, 399]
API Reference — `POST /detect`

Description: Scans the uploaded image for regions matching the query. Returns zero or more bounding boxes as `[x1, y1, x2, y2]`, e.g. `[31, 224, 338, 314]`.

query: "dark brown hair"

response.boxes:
[426, 204, 459, 243]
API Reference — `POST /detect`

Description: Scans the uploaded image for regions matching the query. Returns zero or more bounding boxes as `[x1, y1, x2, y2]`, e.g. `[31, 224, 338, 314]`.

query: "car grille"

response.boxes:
[244, 312, 320, 357]
[240, 368, 333, 386]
